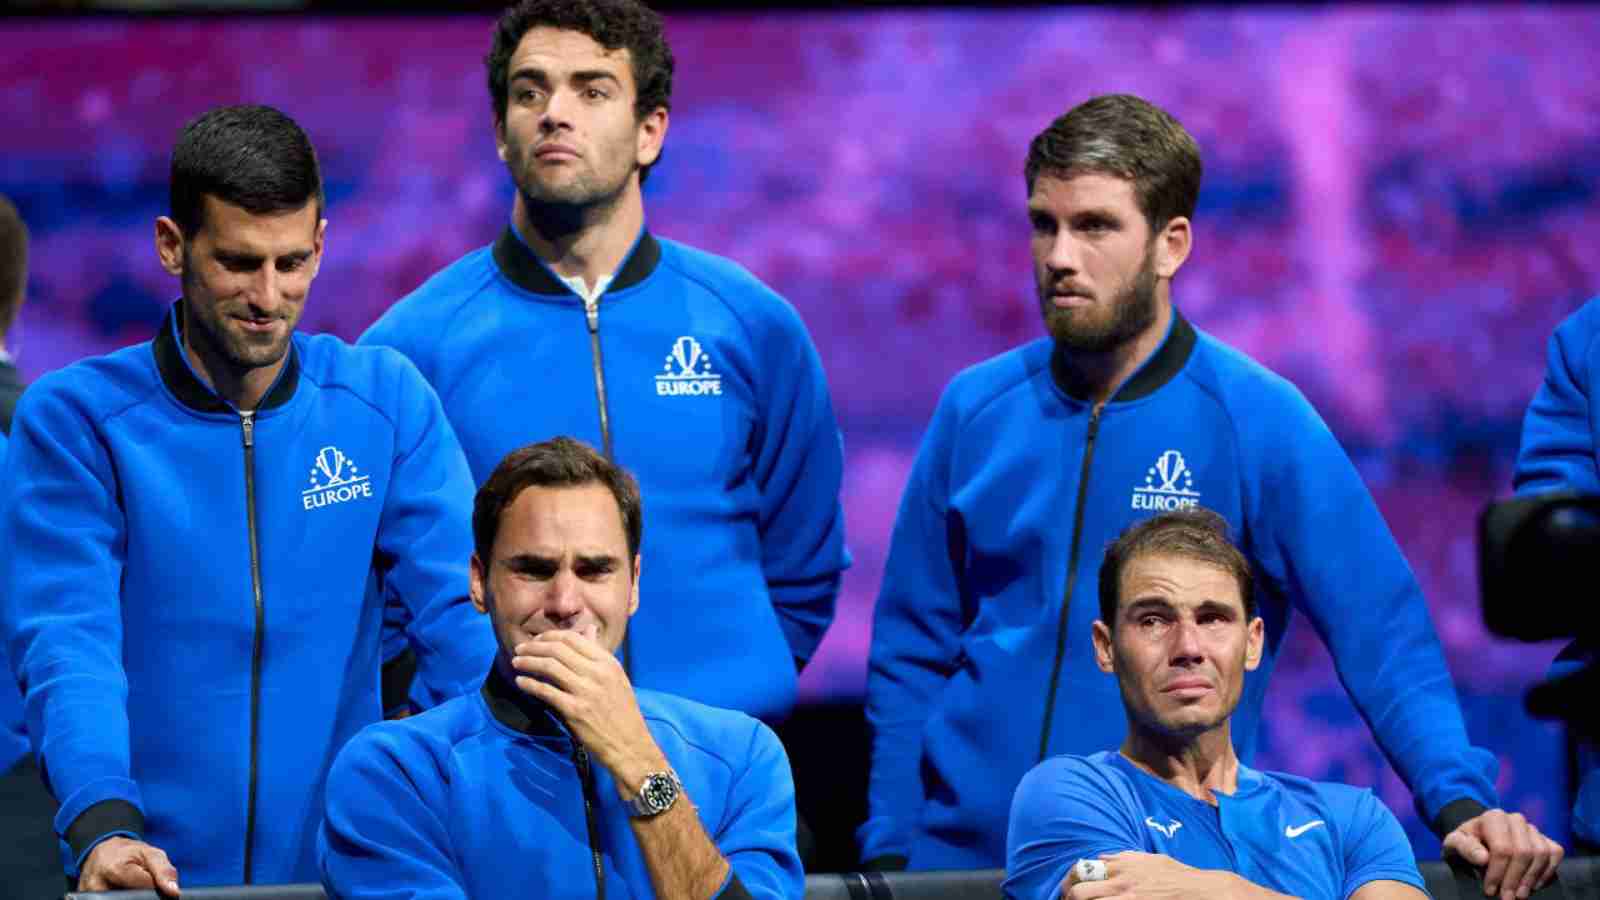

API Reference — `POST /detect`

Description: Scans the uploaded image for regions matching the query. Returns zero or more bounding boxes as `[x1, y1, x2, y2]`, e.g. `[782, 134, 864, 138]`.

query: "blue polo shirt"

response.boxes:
[1006, 751, 1425, 900]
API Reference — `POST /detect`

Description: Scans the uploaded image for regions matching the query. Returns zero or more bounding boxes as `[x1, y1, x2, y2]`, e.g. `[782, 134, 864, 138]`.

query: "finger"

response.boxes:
[1444, 830, 1491, 867]
[515, 674, 572, 714]
[535, 627, 607, 660]
[510, 652, 585, 689]
[140, 847, 181, 897]
[1066, 879, 1117, 900]
[1491, 816, 1534, 900]
[1515, 832, 1560, 898]
[1475, 814, 1513, 897]
[110, 857, 159, 889]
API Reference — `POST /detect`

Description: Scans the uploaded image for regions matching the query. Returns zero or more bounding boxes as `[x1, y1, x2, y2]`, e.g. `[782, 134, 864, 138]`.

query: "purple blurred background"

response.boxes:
[4, 7, 1598, 855]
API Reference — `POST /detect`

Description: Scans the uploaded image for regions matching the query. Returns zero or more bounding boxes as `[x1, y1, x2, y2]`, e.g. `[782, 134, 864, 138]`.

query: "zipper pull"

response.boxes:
[584, 299, 600, 334]
[573, 744, 590, 772]
[239, 410, 255, 448]
[1087, 402, 1104, 439]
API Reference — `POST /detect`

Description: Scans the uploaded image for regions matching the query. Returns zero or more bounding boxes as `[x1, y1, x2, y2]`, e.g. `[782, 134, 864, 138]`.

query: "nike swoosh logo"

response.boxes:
[1285, 820, 1326, 838]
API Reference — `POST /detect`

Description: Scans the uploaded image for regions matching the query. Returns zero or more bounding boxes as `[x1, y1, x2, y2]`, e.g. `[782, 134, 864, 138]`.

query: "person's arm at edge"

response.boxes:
[749, 300, 848, 670]
[1004, 758, 1144, 900]
[373, 354, 495, 709]
[318, 727, 468, 899]
[1513, 300, 1600, 495]
[0, 385, 153, 880]
[858, 389, 967, 868]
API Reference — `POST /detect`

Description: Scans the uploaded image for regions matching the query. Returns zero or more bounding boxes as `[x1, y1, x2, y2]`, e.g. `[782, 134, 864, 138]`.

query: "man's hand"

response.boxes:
[1443, 809, 1564, 900]
[78, 836, 181, 897]
[511, 625, 669, 797]
[1061, 852, 1286, 900]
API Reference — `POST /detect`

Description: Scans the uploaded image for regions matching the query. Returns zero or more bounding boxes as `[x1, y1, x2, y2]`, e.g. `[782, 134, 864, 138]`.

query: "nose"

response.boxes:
[543, 570, 585, 624]
[1045, 232, 1081, 276]
[540, 87, 576, 132]
[245, 266, 287, 312]
[1168, 618, 1204, 666]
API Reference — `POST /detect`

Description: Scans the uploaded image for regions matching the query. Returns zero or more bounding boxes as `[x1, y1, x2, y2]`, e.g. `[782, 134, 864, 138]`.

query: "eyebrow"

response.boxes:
[509, 67, 622, 86]
[1123, 597, 1241, 618]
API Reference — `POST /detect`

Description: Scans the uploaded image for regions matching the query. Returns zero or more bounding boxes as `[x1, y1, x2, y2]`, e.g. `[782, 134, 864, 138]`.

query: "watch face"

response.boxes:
[642, 773, 678, 813]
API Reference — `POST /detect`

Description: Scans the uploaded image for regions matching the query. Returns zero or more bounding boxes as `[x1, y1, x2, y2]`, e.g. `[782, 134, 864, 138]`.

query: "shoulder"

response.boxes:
[1549, 297, 1600, 371]
[1016, 751, 1137, 808]
[638, 689, 780, 772]
[14, 342, 158, 430]
[363, 245, 499, 343]
[937, 338, 1055, 423]
[1182, 328, 1313, 415]
[653, 238, 811, 340]
[296, 333, 435, 407]
[331, 693, 483, 784]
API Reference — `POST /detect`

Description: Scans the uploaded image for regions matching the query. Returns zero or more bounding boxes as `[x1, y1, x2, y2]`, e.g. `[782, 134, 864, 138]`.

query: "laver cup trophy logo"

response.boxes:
[1132, 449, 1201, 512]
[655, 335, 723, 397]
[303, 445, 375, 510]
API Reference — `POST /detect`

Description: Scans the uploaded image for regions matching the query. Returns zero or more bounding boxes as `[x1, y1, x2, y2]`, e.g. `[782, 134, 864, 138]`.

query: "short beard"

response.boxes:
[508, 156, 632, 242]
[1042, 247, 1159, 354]
[181, 253, 291, 372]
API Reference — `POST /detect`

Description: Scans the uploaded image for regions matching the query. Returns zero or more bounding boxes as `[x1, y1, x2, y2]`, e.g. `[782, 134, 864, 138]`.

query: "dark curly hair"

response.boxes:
[486, 0, 674, 127]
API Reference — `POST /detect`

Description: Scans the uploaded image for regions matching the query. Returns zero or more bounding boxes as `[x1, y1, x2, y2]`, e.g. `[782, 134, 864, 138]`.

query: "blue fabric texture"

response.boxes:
[1005, 751, 1425, 900]
[1512, 297, 1600, 846]
[0, 428, 21, 775]
[861, 313, 1499, 867]
[360, 229, 849, 722]
[0, 304, 496, 882]
[319, 680, 804, 899]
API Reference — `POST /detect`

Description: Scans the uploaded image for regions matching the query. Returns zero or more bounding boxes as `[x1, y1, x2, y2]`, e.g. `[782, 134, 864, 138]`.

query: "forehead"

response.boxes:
[1117, 553, 1243, 613]
[496, 482, 628, 555]
[1028, 171, 1140, 216]
[510, 26, 634, 83]
[194, 195, 318, 250]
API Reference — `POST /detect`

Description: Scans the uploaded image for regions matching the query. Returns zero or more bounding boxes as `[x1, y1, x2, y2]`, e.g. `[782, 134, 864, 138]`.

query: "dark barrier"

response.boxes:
[800, 858, 1600, 900]
[58, 859, 1600, 900]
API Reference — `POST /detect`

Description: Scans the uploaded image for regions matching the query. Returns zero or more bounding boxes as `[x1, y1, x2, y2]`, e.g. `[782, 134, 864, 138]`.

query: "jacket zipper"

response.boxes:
[583, 299, 632, 677]
[583, 300, 614, 460]
[1037, 401, 1105, 762]
[239, 410, 265, 883]
[573, 744, 607, 900]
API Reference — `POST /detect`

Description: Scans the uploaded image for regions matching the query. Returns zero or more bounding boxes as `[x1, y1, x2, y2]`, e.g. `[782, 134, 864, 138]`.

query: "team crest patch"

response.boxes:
[655, 336, 722, 397]
[302, 445, 374, 510]
[1131, 449, 1201, 512]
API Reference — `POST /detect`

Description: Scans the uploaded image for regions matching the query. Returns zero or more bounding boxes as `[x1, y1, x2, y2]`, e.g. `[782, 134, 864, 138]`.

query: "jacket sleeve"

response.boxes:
[708, 719, 806, 900]
[1242, 385, 1498, 833]
[1514, 301, 1600, 496]
[857, 391, 965, 866]
[319, 729, 467, 900]
[0, 384, 146, 866]
[749, 302, 849, 667]
[1003, 758, 1142, 900]
[373, 357, 495, 709]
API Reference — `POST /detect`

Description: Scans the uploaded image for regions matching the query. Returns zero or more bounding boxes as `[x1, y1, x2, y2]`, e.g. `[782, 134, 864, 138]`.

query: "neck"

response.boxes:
[181, 310, 282, 411]
[512, 185, 645, 293]
[1057, 295, 1173, 405]
[1119, 719, 1239, 805]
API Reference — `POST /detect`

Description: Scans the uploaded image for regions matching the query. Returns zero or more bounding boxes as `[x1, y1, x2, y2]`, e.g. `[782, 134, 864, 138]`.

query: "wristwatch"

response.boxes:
[626, 770, 683, 818]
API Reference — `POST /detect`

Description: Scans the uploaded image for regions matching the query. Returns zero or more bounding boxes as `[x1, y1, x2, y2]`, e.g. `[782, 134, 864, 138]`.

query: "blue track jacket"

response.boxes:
[0, 427, 20, 774]
[361, 228, 848, 722]
[1512, 295, 1600, 846]
[1005, 751, 1424, 900]
[862, 312, 1498, 868]
[0, 303, 495, 883]
[320, 668, 803, 899]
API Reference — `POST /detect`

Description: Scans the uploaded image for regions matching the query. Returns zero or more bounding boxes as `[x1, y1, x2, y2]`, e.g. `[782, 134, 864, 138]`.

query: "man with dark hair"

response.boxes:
[863, 93, 1561, 899]
[1007, 510, 1436, 900]
[320, 436, 804, 899]
[0, 194, 26, 432]
[0, 104, 494, 891]
[360, 0, 848, 725]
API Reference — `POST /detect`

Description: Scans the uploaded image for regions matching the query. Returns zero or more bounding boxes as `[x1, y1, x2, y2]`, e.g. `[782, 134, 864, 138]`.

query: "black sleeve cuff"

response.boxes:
[715, 871, 755, 900]
[67, 799, 144, 863]
[1432, 797, 1490, 838]
[862, 854, 908, 872]
[382, 646, 419, 717]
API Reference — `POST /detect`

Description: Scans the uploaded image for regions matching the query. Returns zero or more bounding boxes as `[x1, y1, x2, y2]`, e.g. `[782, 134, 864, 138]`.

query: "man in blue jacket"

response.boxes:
[0, 105, 495, 891]
[862, 93, 1560, 897]
[320, 437, 803, 899]
[1513, 296, 1600, 853]
[359, 0, 848, 724]
[1007, 510, 1444, 900]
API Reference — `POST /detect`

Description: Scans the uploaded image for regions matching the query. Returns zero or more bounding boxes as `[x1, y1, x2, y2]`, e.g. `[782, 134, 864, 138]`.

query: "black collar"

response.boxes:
[481, 660, 569, 739]
[1050, 310, 1197, 404]
[491, 226, 662, 298]
[152, 301, 299, 413]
